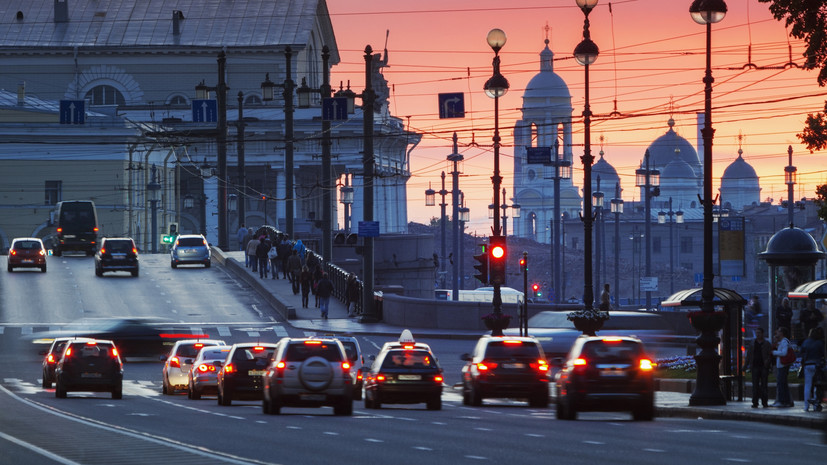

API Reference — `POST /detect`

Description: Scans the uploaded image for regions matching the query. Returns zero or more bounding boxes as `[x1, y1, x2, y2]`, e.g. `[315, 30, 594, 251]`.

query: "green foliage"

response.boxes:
[799, 101, 827, 152]
[759, 0, 827, 85]
[815, 184, 827, 221]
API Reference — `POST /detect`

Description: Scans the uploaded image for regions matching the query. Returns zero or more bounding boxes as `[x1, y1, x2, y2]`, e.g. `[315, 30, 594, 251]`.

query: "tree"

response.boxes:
[759, 1, 827, 151]
[815, 184, 827, 222]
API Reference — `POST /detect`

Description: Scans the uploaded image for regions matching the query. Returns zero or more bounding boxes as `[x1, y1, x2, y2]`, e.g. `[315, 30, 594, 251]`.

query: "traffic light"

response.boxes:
[168, 223, 178, 236]
[488, 235, 507, 285]
[532, 283, 541, 298]
[473, 245, 489, 285]
[519, 256, 527, 273]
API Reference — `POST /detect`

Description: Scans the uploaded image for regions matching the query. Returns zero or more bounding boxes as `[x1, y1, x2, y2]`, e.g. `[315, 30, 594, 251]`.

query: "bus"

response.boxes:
[435, 287, 524, 304]
[53, 200, 99, 256]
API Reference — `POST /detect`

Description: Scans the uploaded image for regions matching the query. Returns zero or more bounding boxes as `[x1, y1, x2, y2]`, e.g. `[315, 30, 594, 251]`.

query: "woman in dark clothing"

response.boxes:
[345, 274, 360, 317]
[300, 265, 314, 308]
[312, 265, 324, 308]
[255, 237, 271, 279]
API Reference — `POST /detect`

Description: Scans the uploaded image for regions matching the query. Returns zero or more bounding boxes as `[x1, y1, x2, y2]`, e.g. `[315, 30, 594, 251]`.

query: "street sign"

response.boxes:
[525, 146, 551, 164]
[640, 277, 658, 292]
[357, 221, 380, 237]
[322, 97, 348, 121]
[59, 100, 85, 124]
[192, 99, 218, 122]
[161, 235, 175, 244]
[438, 93, 465, 119]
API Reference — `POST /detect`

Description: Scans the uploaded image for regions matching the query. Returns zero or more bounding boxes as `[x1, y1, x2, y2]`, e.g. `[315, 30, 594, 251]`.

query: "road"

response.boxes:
[1, 253, 824, 464]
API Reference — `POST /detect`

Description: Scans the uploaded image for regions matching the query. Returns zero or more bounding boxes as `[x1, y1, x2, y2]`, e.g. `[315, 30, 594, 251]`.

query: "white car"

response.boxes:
[162, 339, 226, 394]
[188, 345, 232, 399]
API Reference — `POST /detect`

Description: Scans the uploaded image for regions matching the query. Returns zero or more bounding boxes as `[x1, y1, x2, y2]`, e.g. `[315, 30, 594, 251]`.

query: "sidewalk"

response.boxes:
[216, 249, 826, 430]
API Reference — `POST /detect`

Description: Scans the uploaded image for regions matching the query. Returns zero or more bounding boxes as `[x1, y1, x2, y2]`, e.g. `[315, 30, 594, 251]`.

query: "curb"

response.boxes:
[655, 406, 827, 430]
[212, 247, 296, 320]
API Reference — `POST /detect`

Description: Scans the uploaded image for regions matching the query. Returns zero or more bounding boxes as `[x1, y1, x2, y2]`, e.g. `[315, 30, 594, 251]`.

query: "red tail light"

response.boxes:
[100, 248, 107, 255]
[10, 250, 16, 256]
[47, 354, 56, 364]
[434, 375, 444, 383]
[223, 363, 235, 374]
[342, 362, 351, 371]
[64, 347, 72, 357]
[639, 359, 654, 371]
[93, 227, 99, 232]
[38, 249, 46, 256]
[531, 359, 549, 372]
[169, 357, 180, 368]
[357, 371, 363, 381]
[57, 228, 62, 234]
[132, 247, 138, 254]
[476, 361, 497, 371]
[111, 347, 119, 358]
[197, 364, 216, 373]
[375, 374, 386, 382]
[572, 358, 587, 373]
[304, 340, 322, 345]
[402, 344, 415, 350]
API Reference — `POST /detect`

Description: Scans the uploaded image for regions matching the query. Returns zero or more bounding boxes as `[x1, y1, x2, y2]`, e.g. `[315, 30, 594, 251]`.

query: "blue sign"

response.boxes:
[59, 100, 85, 124]
[322, 97, 348, 121]
[525, 147, 551, 164]
[694, 273, 703, 283]
[438, 93, 465, 119]
[357, 221, 380, 238]
[192, 99, 218, 122]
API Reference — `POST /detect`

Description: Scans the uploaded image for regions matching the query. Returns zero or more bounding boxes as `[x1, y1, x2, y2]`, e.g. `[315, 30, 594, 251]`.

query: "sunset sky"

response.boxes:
[326, 0, 827, 234]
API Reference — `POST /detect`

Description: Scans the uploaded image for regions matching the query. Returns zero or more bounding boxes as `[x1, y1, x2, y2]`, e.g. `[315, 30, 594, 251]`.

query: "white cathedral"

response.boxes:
[510, 39, 762, 243]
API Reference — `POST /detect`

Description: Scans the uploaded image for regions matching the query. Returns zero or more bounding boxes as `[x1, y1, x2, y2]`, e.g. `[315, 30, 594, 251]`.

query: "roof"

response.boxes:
[661, 288, 747, 308]
[722, 150, 758, 180]
[788, 279, 827, 299]
[0, 0, 337, 59]
[523, 43, 571, 101]
[645, 119, 700, 175]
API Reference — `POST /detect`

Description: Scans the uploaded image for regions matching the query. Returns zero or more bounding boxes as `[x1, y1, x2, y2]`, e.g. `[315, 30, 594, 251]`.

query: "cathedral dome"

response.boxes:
[645, 118, 701, 175]
[523, 42, 571, 102]
[661, 151, 696, 179]
[591, 150, 620, 192]
[722, 149, 758, 180]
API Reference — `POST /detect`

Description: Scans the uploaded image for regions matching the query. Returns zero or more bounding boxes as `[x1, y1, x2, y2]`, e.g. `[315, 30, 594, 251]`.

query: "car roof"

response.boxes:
[11, 237, 43, 243]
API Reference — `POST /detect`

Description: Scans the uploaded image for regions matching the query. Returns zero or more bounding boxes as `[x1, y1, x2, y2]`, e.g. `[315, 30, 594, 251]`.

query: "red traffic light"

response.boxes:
[488, 236, 507, 285]
[532, 284, 540, 291]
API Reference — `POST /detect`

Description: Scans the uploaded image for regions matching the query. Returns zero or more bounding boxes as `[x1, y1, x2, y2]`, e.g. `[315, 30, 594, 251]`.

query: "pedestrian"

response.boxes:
[267, 242, 279, 280]
[278, 237, 292, 279]
[313, 264, 324, 308]
[315, 272, 334, 319]
[300, 265, 313, 308]
[745, 296, 762, 338]
[771, 326, 795, 408]
[246, 233, 260, 273]
[345, 273, 360, 317]
[243, 228, 254, 268]
[287, 249, 303, 295]
[743, 327, 772, 408]
[775, 297, 793, 334]
[799, 300, 824, 345]
[236, 223, 247, 252]
[255, 237, 271, 279]
[800, 327, 825, 412]
[293, 239, 306, 261]
[599, 283, 611, 312]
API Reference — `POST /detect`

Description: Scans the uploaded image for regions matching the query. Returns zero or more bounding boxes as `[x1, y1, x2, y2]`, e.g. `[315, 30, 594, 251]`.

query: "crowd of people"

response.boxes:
[236, 224, 361, 320]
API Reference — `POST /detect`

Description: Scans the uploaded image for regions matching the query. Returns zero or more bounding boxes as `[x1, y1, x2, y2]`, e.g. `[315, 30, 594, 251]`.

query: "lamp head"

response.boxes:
[576, 0, 599, 14]
[689, 0, 727, 24]
[486, 29, 507, 53]
[484, 73, 510, 98]
[574, 38, 599, 66]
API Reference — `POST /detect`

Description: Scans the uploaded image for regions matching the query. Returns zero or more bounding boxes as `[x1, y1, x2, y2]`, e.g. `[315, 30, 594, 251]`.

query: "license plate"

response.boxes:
[600, 368, 625, 377]
[81, 373, 102, 378]
[22, 259, 33, 263]
[398, 374, 421, 381]
[64, 235, 76, 238]
[502, 363, 525, 369]
[300, 394, 325, 401]
[113, 253, 126, 259]
[248, 370, 265, 376]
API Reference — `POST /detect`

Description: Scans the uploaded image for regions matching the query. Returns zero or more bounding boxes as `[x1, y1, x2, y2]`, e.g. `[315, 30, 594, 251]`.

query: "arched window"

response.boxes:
[85, 85, 125, 105]
[244, 95, 263, 106]
[167, 94, 188, 105]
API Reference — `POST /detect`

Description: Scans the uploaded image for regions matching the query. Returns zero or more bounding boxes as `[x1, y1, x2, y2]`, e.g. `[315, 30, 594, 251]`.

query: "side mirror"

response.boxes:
[460, 353, 471, 361]
[160, 355, 168, 362]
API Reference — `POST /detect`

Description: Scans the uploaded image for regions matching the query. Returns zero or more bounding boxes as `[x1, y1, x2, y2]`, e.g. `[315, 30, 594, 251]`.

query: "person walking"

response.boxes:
[345, 273, 360, 317]
[243, 228, 254, 268]
[300, 265, 313, 308]
[236, 223, 247, 252]
[315, 272, 334, 319]
[277, 237, 292, 279]
[799, 300, 824, 345]
[771, 326, 795, 408]
[287, 249, 303, 295]
[312, 265, 324, 308]
[246, 233, 260, 273]
[255, 237, 271, 279]
[744, 327, 772, 408]
[599, 283, 611, 312]
[800, 327, 825, 412]
[268, 242, 279, 280]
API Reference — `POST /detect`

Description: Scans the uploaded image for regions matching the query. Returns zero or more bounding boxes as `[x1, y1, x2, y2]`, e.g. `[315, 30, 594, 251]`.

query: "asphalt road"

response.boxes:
[0, 253, 824, 464]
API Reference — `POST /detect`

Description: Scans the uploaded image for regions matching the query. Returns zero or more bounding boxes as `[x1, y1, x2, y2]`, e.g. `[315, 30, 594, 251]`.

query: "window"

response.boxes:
[244, 95, 263, 106]
[85, 85, 125, 105]
[45, 180, 62, 205]
[167, 94, 188, 105]
[680, 236, 693, 254]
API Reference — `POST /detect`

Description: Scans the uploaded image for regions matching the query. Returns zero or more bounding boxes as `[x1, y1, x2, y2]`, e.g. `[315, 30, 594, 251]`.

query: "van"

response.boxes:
[53, 200, 99, 256]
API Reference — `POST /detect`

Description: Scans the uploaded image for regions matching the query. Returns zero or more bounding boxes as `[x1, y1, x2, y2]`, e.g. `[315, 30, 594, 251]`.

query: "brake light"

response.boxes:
[93, 227, 99, 232]
[100, 248, 107, 255]
[223, 363, 235, 374]
[434, 375, 444, 383]
[276, 361, 286, 369]
[85, 341, 97, 346]
[64, 347, 72, 357]
[253, 346, 265, 351]
[169, 356, 180, 368]
[476, 361, 497, 371]
[304, 340, 322, 345]
[197, 364, 215, 373]
[39, 249, 45, 256]
[357, 371, 363, 381]
[57, 228, 62, 234]
[376, 374, 386, 382]
[601, 337, 623, 343]
[402, 344, 415, 350]
[9, 250, 16, 256]
[111, 347, 119, 358]
[342, 362, 351, 371]
[572, 358, 587, 367]
[194, 343, 204, 349]
[532, 359, 549, 372]
[47, 354, 56, 364]
[639, 359, 654, 371]
[502, 340, 523, 345]
[132, 247, 138, 254]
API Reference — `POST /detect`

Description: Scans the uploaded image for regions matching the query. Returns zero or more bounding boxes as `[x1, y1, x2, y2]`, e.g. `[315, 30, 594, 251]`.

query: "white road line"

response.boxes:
[286, 426, 302, 430]
[323, 432, 339, 436]
[464, 456, 488, 460]
[273, 326, 288, 337]
[364, 438, 384, 443]
[583, 440, 605, 445]
[723, 459, 751, 463]
[0, 430, 83, 465]
[524, 433, 544, 438]
[643, 448, 666, 453]
[412, 446, 433, 451]
[218, 326, 231, 337]
[474, 427, 492, 431]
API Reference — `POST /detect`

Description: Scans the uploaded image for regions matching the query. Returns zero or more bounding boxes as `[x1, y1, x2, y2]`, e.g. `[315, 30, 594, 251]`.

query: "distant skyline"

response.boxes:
[326, 1, 827, 234]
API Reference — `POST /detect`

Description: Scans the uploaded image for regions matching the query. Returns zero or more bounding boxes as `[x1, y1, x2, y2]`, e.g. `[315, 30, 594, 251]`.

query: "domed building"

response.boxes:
[639, 118, 702, 211]
[512, 39, 582, 242]
[592, 149, 621, 199]
[720, 148, 761, 211]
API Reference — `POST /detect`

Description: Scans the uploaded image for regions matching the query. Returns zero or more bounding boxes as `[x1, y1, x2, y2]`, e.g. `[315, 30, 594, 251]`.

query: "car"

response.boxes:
[94, 237, 139, 277]
[262, 337, 353, 415]
[216, 343, 278, 406]
[460, 335, 550, 407]
[54, 338, 123, 399]
[41, 337, 93, 388]
[7, 237, 47, 272]
[170, 234, 211, 268]
[363, 331, 443, 410]
[555, 336, 656, 421]
[188, 345, 232, 399]
[161, 339, 226, 395]
[333, 335, 366, 400]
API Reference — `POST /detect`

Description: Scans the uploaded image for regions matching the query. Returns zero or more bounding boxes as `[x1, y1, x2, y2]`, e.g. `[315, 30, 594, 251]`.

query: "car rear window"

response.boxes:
[177, 237, 206, 247]
[177, 343, 213, 358]
[483, 341, 542, 359]
[581, 340, 643, 362]
[338, 341, 358, 362]
[105, 240, 133, 253]
[69, 343, 116, 359]
[381, 350, 436, 368]
[232, 346, 275, 363]
[284, 342, 343, 362]
[201, 348, 230, 360]
[14, 240, 42, 250]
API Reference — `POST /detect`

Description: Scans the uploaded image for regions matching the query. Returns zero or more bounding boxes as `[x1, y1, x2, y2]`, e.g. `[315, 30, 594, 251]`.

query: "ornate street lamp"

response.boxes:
[593, 179, 604, 300]
[689, 0, 728, 407]
[635, 150, 659, 311]
[340, 171, 354, 233]
[552, 138, 572, 304]
[610, 183, 623, 305]
[425, 173, 449, 289]
[146, 165, 162, 253]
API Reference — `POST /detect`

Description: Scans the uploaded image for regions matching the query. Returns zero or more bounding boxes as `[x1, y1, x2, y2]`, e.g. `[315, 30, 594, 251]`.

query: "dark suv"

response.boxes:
[95, 237, 139, 277]
[364, 340, 443, 410]
[54, 339, 124, 399]
[216, 343, 278, 406]
[461, 336, 550, 407]
[554, 336, 655, 421]
[262, 338, 353, 415]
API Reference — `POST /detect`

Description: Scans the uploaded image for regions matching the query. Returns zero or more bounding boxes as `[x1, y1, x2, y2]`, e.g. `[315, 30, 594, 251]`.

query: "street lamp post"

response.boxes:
[593, 176, 604, 300]
[690, 0, 728, 407]
[490, 188, 520, 238]
[610, 183, 623, 306]
[320, 46, 333, 263]
[340, 171, 353, 233]
[551, 138, 572, 304]
[484, 28, 510, 319]
[459, 196, 470, 291]
[448, 134, 464, 299]
[574, 0, 599, 311]
[147, 165, 162, 253]
[425, 172, 448, 289]
[658, 197, 684, 295]
[636, 149, 659, 310]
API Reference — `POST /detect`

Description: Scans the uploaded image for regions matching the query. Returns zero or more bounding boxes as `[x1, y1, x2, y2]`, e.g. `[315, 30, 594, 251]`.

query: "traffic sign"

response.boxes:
[192, 99, 218, 122]
[438, 93, 465, 119]
[161, 235, 175, 244]
[59, 100, 85, 124]
[322, 97, 348, 121]
[640, 277, 658, 292]
[357, 221, 380, 237]
[525, 146, 551, 164]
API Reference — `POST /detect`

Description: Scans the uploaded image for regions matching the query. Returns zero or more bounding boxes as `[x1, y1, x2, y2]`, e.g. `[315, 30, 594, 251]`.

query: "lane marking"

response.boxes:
[365, 438, 384, 443]
[0, 430, 83, 465]
[465, 456, 488, 460]
[583, 440, 605, 445]
[413, 446, 433, 451]
[218, 327, 231, 337]
[643, 448, 666, 453]
[273, 326, 288, 337]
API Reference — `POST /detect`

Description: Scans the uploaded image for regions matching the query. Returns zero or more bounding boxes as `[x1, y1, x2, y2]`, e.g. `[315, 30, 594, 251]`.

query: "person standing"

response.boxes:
[800, 327, 825, 412]
[775, 297, 793, 335]
[246, 234, 260, 273]
[771, 326, 795, 408]
[315, 272, 334, 319]
[300, 265, 313, 308]
[243, 228, 254, 268]
[799, 300, 824, 345]
[599, 283, 611, 312]
[268, 242, 279, 280]
[312, 265, 324, 308]
[236, 223, 247, 252]
[287, 249, 303, 295]
[255, 237, 271, 279]
[744, 327, 772, 408]
[345, 273, 360, 317]
[277, 237, 292, 279]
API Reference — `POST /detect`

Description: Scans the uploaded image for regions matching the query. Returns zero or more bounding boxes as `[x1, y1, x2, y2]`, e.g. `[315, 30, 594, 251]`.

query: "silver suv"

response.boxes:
[262, 338, 353, 415]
